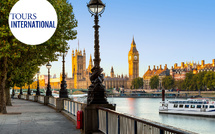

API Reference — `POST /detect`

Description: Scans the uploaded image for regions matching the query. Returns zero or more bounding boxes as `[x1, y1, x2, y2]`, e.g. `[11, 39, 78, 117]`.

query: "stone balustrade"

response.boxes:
[17, 94, 196, 134]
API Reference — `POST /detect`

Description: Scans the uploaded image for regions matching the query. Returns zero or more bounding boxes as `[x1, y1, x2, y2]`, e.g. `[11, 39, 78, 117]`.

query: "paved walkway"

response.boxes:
[0, 99, 81, 134]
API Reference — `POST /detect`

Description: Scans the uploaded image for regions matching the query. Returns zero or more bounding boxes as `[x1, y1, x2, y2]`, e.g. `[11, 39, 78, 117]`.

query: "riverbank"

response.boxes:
[107, 90, 215, 98]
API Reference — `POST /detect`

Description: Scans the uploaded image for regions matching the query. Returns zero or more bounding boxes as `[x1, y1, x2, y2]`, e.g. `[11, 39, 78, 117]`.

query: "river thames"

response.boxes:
[108, 98, 215, 134]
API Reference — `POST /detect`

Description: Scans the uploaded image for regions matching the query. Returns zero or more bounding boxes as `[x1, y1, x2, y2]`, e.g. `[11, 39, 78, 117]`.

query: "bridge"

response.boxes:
[0, 94, 197, 134]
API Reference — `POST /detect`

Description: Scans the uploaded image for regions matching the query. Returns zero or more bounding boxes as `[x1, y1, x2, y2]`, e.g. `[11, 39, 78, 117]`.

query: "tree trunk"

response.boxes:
[5, 87, 12, 106]
[0, 57, 7, 114]
[198, 89, 201, 96]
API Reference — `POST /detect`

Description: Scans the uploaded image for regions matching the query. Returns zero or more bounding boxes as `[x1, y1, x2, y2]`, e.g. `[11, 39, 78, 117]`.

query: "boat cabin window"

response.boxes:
[174, 104, 178, 108]
[191, 105, 195, 108]
[197, 105, 201, 108]
[205, 105, 208, 108]
[179, 104, 183, 108]
[185, 105, 189, 108]
[209, 105, 215, 108]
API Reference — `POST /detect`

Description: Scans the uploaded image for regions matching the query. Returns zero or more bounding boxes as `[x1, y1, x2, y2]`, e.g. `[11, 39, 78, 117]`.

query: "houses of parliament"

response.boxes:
[66, 37, 139, 89]
[15, 37, 139, 90]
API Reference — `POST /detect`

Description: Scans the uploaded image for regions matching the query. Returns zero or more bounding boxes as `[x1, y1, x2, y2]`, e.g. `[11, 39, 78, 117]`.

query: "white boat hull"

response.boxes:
[159, 99, 215, 117]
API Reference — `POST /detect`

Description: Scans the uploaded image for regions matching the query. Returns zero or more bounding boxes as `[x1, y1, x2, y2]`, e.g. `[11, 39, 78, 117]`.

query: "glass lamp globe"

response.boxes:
[87, 0, 105, 14]
[46, 63, 52, 69]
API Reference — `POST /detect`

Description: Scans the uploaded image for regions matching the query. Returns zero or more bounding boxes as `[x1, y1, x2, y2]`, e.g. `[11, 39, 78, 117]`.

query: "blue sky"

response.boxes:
[40, 0, 215, 78]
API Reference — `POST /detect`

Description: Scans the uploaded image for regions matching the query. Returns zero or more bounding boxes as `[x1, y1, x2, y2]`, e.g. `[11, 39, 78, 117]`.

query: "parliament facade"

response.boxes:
[20, 38, 139, 90]
[67, 37, 139, 89]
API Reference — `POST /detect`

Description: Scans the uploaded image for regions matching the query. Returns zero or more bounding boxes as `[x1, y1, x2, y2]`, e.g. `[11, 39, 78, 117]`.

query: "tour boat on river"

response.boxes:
[159, 98, 215, 117]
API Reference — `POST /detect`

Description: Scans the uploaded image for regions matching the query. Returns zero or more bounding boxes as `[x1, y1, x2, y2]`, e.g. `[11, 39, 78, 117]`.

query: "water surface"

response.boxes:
[108, 98, 215, 134]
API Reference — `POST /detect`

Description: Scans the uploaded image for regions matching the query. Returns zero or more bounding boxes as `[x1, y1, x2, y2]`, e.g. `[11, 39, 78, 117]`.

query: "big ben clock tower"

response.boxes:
[128, 37, 139, 79]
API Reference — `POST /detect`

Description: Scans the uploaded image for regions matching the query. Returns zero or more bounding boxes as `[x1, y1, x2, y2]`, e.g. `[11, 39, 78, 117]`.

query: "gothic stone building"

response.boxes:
[68, 37, 139, 89]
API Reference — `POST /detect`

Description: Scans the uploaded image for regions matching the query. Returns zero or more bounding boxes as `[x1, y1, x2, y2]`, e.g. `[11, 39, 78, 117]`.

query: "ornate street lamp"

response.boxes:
[46, 62, 52, 96]
[59, 50, 68, 98]
[87, 0, 108, 104]
[27, 85, 31, 95]
[12, 88, 15, 96]
[20, 87, 23, 95]
[36, 71, 40, 95]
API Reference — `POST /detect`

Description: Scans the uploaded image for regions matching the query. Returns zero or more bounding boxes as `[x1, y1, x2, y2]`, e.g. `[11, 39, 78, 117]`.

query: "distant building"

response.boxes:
[104, 37, 139, 89]
[104, 66, 129, 89]
[170, 61, 195, 80]
[143, 59, 215, 90]
[143, 64, 169, 89]
[69, 37, 140, 89]
[15, 37, 141, 90]
[170, 59, 215, 80]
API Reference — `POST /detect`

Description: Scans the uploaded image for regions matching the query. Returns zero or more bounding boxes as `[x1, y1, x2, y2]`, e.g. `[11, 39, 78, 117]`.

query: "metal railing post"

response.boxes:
[97, 109, 100, 131]
[118, 115, 120, 134]
[160, 129, 164, 134]
[73, 102, 75, 115]
[134, 120, 137, 134]
[106, 111, 108, 134]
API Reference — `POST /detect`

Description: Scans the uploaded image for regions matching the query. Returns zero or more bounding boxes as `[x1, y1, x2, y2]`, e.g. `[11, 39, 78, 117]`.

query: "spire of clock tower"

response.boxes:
[128, 36, 139, 80]
[130, 36, 138, 53]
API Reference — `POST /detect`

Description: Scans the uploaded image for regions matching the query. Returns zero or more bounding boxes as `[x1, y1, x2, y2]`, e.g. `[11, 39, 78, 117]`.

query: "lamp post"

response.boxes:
[27, 85, 31, 95]
[59, 50, 68, 98]
[46, 62, 52, 96]
[87, 0, 108, 104]
[12, 88, 15, 96]
[36, 71, 40, 95]
[20, 87, 23, 95]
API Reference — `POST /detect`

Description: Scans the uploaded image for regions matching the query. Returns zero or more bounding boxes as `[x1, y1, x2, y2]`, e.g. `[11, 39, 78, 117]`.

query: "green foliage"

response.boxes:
[132, 77, 143, 89]
[174, 79, 185, 90]
[174, 71, 215, 91]
[184, 71, 194, 91]
[0, 0, 77, 112]
[150, 75, 159, 89]
[203, 71, 215, 90]
[0, 0, 77, 88]
[196, 71, 206, 90]
[162, 76, 174, 89]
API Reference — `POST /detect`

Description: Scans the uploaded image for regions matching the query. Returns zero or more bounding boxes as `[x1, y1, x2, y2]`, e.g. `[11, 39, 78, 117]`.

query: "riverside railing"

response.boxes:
[29, 95, 34, 101]
[98, 107, 196, 134]
[38, 95, 44, 103]
[49, 97, 57, 107]
[21, 95, 25, 99]
[16, 95, 195, 133]
[63, 99, 84, 116]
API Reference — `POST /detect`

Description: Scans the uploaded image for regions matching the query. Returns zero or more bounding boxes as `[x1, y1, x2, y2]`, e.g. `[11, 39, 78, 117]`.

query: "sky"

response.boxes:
[40, 0, 215, 78]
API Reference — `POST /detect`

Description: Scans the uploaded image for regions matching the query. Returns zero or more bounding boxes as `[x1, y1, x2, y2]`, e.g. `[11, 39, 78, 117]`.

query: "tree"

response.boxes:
[203, 71, 215, 90]
[190, 74, 198, 91]
[162, 76, 174, 89]
[132, 77, 143, 89]
[184, 71, 194, 91]
[196, 71, 206, 91]
[150, 75, 159, 89]
[174, 80, 185, 91]
[0, 0, 77, 114]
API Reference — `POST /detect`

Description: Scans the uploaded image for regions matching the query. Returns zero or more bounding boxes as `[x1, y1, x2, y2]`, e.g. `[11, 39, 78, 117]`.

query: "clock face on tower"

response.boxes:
[134, 56, 137, 60]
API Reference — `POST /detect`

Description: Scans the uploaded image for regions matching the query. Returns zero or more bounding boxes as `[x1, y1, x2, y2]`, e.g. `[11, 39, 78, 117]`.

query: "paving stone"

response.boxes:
[0, 99, 81, 134]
